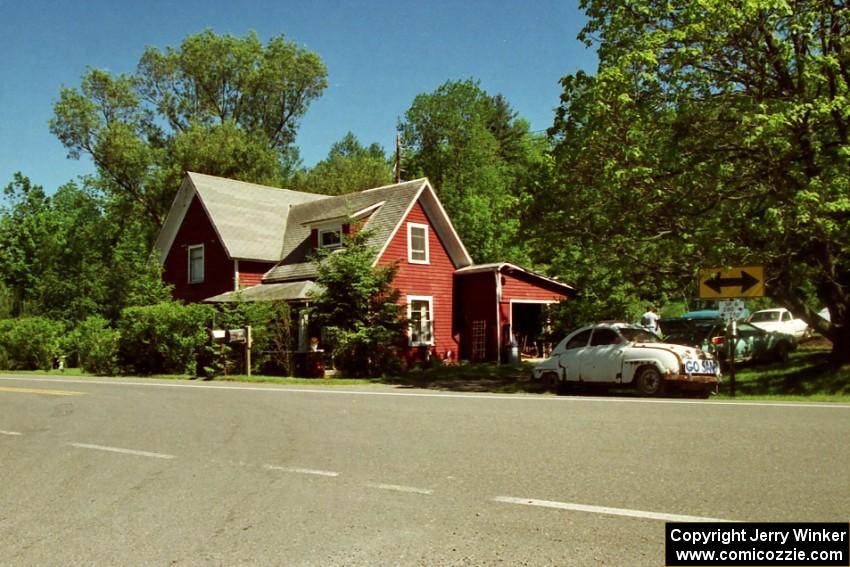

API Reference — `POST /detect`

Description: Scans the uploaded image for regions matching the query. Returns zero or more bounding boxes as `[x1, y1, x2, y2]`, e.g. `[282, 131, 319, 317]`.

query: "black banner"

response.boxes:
[666, 522, 849, 566]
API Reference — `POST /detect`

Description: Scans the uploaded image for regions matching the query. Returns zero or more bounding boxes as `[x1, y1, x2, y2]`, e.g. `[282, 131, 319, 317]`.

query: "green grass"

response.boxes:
[385, 361, 543, 394]
[715, 347, 850, 401]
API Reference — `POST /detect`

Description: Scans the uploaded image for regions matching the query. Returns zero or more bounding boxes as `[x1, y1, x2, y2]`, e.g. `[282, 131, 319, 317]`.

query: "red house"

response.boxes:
[155, 172, 575, 363]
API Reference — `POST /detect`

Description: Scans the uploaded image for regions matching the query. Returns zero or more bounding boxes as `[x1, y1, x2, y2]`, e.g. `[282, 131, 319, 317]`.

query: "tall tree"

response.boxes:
[288, 132, 393, 195]
[0, 173, 169, 322]
[399, 79, 546, 264]
[50, 30, 327, 234]
[543, 1, 850, 365]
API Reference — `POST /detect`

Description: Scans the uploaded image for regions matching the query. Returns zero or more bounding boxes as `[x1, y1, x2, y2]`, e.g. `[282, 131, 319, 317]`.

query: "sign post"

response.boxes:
[699, 267, 765, 397]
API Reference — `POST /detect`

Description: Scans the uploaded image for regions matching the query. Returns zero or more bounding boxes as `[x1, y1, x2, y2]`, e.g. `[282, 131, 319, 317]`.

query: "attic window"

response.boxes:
[319, 228, 342, 249]
[188, 244, 204, 284]
[408, 223, 429, 264]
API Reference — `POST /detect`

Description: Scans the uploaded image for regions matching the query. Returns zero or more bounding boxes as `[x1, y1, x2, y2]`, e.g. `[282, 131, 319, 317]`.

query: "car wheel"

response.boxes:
[635, 366, 666, 397]
[774, 341, 790, 363]
[541, 372, 559, 393]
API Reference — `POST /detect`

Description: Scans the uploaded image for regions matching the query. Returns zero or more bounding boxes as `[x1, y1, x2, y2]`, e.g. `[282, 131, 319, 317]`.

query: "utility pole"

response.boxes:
[395, 131, 402, 183]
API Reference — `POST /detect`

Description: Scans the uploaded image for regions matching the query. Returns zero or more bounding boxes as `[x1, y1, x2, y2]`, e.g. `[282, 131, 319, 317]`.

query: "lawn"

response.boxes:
[716, 340, 850, 401]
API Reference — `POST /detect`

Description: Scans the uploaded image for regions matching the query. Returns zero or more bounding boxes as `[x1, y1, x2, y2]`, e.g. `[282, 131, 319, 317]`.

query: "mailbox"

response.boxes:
[227, 329, 246, 343]
[210, 329, 226, 341]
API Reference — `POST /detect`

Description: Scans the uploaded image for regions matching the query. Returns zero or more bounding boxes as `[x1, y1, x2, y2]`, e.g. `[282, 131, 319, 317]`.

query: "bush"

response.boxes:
[117, 302, 214, 375]
[75, 316, 120, 375]
[199, 300, 293, 377]
[0, 317, 65, 370]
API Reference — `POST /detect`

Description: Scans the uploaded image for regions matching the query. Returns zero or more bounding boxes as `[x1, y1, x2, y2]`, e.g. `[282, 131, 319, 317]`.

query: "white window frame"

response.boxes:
[187, 244, 204, 284]
[318, 227, 343, 250]
[407, 295, 434, 346]
[407, 223, 430, 264]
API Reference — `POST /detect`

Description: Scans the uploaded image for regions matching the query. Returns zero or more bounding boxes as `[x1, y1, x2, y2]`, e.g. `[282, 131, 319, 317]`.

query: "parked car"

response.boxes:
[659, 317, 796, 364]
[532, 323, 720, 398]
[747, 308, 809, 339]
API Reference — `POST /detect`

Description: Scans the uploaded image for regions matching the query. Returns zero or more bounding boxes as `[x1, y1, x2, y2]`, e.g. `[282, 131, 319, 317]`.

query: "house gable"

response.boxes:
[377, 199, 460, 360]
[155, 172, 324, 266]
[163, 195, 237, 303]
[263, 178, 471, 283]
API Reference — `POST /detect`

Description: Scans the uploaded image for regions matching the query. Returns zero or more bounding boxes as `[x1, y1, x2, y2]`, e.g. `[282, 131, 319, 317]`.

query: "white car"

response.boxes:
[747, 308, 809, 339]
[532, 323, 721, 397]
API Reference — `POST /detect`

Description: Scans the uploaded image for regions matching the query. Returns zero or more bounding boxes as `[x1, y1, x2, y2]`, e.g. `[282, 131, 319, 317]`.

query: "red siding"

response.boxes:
[501, 270, 571, 303]
[377, 201, 459, 362]
[456, 268, 572, 361]
[163, 196, 235, 303]
[237, 260, 275, 289]
[456, 272, 499, 361]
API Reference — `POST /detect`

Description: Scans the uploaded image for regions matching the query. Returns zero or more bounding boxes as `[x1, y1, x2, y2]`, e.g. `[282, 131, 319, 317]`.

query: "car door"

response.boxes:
[557, 329, 591, 380]
[580, 328, 625, 382]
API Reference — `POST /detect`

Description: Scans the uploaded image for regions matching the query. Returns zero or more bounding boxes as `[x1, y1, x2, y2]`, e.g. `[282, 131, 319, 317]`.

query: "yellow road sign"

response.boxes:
[699, 266, 764, 299]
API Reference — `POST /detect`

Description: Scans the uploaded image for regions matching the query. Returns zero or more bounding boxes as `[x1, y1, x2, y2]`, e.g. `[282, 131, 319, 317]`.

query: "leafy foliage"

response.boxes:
[289, 132, 393, 195]
[0, 317, 65, 371]
[542, 0, 850, 364]
[117, 302, 214, 375]
[202, 300, 293, 376]
[309, 230, 407, 377]
[0, 173, 171, 322]
[74, 316, 120, 376]
[50, 30, 327, 230]
[399, 79, 546, 263]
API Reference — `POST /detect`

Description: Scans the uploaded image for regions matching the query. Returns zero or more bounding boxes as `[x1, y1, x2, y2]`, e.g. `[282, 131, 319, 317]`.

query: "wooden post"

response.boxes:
[245, 325, 252, 377]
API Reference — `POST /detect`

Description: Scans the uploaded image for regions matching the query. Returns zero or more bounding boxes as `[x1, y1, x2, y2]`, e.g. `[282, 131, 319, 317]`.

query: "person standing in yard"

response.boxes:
[641, 306, 660, 335]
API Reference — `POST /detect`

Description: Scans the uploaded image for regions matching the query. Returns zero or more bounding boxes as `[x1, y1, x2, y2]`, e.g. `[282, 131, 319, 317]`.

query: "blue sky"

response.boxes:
[0, 0, 596, 193]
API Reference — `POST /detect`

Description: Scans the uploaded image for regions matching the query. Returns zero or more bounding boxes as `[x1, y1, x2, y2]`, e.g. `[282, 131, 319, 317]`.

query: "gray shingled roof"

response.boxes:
[263, 179, 428, 282]
[188, 172, 325, 262]
[204, 281, 322, 303]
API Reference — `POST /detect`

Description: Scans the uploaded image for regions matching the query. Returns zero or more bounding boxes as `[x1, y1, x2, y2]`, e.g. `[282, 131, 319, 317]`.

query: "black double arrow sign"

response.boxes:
[703, 270, 760, 294]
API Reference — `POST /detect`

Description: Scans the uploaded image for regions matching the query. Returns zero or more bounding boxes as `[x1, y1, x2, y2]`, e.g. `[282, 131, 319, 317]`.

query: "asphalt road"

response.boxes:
[1, 375, 848, 566]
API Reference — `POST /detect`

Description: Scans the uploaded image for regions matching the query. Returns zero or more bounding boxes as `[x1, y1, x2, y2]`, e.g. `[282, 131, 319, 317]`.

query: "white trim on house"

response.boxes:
[407, 295, 434, 346]
[188, 244, 205, 284]
[373, 180, 473, 270]
[407, 222, 430, 264]
[154, 176, 197, 264]
[318, 227, 342, 250]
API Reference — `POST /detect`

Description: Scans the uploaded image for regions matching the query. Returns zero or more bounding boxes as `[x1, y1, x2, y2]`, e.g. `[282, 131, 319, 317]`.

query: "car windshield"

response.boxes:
[751, 311, 780, 322]
[619, 327, 661, 343]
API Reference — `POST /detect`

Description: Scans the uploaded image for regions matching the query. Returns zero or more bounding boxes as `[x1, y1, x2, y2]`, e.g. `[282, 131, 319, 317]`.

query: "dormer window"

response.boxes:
[319, 227, 342, 249]
[408, 223, 429, 264]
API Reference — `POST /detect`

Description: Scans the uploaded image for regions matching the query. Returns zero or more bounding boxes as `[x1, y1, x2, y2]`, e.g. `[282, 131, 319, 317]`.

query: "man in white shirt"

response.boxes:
[640, 306, 660, 335]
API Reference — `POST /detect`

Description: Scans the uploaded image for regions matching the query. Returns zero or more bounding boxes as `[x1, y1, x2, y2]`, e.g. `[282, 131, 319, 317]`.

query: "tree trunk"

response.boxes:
[829, 324, 850, 369]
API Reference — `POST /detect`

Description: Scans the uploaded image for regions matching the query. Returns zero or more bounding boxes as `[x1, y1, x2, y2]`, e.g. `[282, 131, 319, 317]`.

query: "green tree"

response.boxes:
[399, 79, 546, 264]
[0, 173, 170, 322]
[544, 0, 850, 365]
[50, 30, 327, 232]
[289, 132, 393, 195]
[309, 230, 407, 377]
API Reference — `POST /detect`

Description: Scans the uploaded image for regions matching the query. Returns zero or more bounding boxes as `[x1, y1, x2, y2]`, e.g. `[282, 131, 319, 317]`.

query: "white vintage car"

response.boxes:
[533, 323, 721, 397]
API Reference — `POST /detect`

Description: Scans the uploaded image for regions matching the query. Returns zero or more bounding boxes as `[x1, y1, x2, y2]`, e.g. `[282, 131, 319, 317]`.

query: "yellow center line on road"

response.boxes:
[0, 386, 85, 397]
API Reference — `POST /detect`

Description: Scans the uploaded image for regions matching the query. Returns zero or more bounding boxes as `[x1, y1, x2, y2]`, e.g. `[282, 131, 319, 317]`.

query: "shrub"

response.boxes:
[0, 317, 65, 370]
[75, 316, 120, 375]
[117, 302, 214, 375]
[201, 300, 293, 377]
